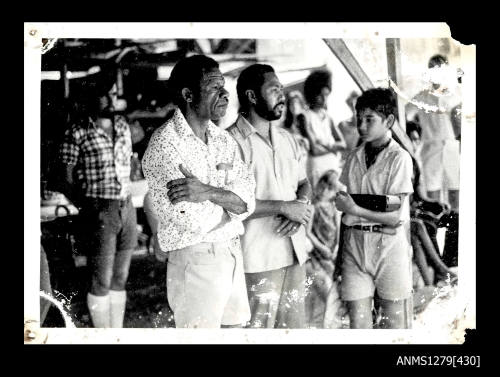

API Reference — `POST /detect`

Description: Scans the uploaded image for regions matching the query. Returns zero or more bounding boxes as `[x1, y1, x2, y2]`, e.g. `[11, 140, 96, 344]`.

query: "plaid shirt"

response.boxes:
[60, 115, 132, 200]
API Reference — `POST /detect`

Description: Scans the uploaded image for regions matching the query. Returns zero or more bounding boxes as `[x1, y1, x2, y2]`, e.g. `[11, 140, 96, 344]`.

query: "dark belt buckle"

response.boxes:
[372, 225, 381, 233]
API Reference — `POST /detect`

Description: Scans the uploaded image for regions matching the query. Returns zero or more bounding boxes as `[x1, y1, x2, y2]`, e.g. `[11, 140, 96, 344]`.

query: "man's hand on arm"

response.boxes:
[167, 164, 247, 214]
[275, 217, 303, 237]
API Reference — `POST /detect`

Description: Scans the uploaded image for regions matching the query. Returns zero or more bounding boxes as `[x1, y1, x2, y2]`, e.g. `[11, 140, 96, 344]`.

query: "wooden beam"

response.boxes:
[322, 39, 373, 91]
[322, 38, 414, 157]
[386, 38, 407, 132]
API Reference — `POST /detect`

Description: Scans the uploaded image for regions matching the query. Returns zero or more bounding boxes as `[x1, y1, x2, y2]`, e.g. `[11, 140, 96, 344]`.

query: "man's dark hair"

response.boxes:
[168, 54, 220, 112]
[74, 66, 118, 121]
[236, 64, 275, 115]
[406, 120, 422, 138]
[355, 87, 398, 122]
[303, 69, 332, 105]
[428, 54, 448, 68]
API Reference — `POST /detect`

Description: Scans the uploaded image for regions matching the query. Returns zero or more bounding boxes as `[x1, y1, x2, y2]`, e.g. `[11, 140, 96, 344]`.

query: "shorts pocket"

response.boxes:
[187, 250, 218, 266]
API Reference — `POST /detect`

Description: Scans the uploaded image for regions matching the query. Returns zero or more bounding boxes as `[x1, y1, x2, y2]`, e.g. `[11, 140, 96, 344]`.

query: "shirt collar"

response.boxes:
[235, 114, 257, 139]
[87, 115, 120, 131]
[235, 114, 278, 149]
[356, 136, 397, 166]
[169, 107, 217, 142]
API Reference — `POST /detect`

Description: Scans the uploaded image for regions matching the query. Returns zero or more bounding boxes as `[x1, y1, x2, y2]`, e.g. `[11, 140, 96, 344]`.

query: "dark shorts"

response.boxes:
[79, 196, 138, 256]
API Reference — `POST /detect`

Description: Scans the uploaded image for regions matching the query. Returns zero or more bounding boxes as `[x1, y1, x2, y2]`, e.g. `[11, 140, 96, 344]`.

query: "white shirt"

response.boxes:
[339, 137, 414, 226]
[409, 89, 461, 142]
[142, 108, 256, 252]
[227, 115, 309, 273]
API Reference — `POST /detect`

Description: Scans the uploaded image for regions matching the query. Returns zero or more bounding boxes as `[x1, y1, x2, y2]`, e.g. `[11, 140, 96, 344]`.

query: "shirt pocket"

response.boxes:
[215, 161, 234, 187]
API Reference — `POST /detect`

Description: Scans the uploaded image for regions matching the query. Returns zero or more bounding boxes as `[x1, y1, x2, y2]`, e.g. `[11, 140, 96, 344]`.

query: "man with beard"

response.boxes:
[60, 72, 137, 328]
[142, 55, 255, 328]
[227, 64, 313, 328]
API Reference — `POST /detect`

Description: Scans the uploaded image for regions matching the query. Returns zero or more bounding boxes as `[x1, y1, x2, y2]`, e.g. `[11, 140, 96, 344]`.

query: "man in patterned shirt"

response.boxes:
[60, 74, 137, 328]
[142, 55, 256, 328]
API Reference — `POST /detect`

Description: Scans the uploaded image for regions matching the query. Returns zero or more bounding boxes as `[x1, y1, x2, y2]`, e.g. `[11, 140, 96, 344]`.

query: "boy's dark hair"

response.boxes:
[355, 87, 398, 123]
[428, 54, 448, 68]
[168, 54, 220, 112]
[303, 69, 332, 105]
[236, 64, 275, 115]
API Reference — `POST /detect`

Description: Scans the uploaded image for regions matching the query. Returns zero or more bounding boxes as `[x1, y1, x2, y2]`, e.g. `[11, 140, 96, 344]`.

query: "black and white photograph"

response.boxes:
[24, 22, 476, 345]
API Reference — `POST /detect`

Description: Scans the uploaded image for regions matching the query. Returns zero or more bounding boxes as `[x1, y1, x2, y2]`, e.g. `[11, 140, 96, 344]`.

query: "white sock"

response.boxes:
[87, 293, 110, 328]
[109, 290, 127, 328]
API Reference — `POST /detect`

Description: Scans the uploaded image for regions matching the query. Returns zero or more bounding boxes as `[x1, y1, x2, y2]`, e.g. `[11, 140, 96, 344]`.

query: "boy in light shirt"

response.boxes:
[335, 88, 414, 329]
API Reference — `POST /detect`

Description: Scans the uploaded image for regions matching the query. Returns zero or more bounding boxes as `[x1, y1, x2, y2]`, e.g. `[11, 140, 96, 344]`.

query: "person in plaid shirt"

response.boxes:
[60, 74, 137, 328]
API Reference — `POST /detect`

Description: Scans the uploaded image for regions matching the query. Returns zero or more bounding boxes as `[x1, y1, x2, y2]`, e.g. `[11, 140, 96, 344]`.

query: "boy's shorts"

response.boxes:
[166, 237, 250, 328]
[340, 226, 413, 302]
[421, 139, 460, 192]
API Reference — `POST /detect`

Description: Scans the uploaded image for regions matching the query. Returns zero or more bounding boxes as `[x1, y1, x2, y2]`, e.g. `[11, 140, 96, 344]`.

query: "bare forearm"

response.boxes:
[354, 206, 402, 227]
[60, 166, 79, 204]
[309, 143, 331, 156]
[207, 187, 248, 215]
[296, 179, 312, 202]
[327, 143, 346, 153]
[247, 199, 284, 220]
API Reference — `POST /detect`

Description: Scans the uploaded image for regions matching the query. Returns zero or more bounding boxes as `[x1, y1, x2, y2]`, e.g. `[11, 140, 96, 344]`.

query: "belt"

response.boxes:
[347, 224, 397, 235]
[83, 195, 131, 208]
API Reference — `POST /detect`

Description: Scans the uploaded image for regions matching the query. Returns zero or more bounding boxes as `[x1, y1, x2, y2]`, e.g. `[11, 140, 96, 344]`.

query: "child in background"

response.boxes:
[335, 88, 414, 329]
[305, 170, 346, 328]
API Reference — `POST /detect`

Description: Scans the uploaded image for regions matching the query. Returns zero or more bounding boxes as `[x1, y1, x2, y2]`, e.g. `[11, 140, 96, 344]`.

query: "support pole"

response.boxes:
[322, 38, 414, 156]
[386, 38, 407, 133]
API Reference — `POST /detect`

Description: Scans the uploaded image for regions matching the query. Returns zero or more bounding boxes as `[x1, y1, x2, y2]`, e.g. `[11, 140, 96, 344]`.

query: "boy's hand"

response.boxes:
[334, 191, 359, 215]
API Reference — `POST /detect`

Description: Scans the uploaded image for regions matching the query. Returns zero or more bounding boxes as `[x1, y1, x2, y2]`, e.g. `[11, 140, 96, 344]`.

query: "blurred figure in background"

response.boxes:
[60, 71, 138, 328]
[338, 91, 361, 161]
[406, 54, 461, 212]
[304, 169, 344, 328]
[406, 54, 461, 269]
[302, 70, 346, 188]
[283, 90, 311, 179]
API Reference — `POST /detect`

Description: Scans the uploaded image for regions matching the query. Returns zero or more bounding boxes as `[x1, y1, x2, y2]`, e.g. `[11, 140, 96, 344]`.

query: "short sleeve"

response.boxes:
[294, 137, 308, 182]
[339, 152, 353, 187]
[60, 127, 80, 165]
[387, 151, 414, 195]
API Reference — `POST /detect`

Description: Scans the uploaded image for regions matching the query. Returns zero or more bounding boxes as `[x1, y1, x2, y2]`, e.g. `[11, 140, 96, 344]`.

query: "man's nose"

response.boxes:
[220, 88, 229, 99]
[278, 91, 285, 103]
[357, 120, 366, 131]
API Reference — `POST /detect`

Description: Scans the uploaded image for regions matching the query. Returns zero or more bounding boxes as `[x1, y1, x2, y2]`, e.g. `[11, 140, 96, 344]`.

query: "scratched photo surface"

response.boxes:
[25, 23, 476, 344]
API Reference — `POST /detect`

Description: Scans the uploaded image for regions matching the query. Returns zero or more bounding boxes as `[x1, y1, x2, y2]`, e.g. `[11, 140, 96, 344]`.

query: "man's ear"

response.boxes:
[245, 89, 257, 105]
[386, 114, 396, 129]
[181, 88, 193, 103]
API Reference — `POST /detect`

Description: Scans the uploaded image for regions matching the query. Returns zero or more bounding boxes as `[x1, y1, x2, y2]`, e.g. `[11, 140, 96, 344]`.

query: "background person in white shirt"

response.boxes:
[406, 54, 461, 212]
[142, 55, 256, 328]
[302, 69, 347, 187]
[227, 64, 313, 328]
